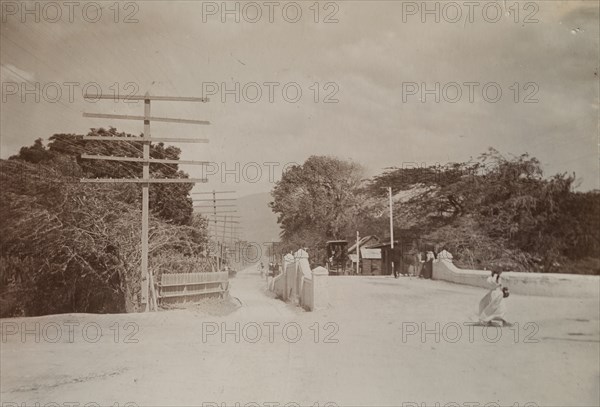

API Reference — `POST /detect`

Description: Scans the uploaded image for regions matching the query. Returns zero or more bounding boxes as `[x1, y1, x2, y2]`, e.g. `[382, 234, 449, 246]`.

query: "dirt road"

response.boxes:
[1, 267, 598, 406]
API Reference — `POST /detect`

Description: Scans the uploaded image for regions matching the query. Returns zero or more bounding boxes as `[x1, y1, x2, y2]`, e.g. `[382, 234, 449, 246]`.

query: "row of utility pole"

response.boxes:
[193, 190, 242, 270]
[77, 92, 246, 310]
[77, 92, 211, 311]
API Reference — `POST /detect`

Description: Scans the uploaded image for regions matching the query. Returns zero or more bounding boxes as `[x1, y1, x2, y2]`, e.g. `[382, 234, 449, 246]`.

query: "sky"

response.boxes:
[1, 0, 599, 197]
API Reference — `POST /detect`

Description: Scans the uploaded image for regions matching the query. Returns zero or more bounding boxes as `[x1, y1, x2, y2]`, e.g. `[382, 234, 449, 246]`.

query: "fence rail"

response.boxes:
[158, 271, 229, 304]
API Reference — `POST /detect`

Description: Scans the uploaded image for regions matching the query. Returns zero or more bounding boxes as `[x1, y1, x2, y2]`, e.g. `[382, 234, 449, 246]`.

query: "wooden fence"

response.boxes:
[158, 271, 229, 304]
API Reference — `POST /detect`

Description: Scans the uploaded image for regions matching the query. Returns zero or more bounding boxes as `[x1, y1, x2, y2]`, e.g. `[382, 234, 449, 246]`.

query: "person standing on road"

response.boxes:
[420, 250, 435, 279]
[393, 246, 400, 278]
[415, 250, 424, 278]
[478, 270, 511, 326]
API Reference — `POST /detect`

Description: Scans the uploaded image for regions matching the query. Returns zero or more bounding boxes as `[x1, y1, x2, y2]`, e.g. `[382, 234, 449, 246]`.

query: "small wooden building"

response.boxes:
[360, 247, 383, 275]
[370, 242, 400, 276]
[347, 235, 381, 275]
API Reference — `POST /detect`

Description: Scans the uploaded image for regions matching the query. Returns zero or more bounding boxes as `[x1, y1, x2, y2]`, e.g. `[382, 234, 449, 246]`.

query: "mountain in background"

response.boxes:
[237, 191, 281, 246]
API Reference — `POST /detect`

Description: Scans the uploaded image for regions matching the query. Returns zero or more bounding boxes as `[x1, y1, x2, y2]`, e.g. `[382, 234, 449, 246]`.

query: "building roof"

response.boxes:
[369, 240, 401, 249]
[360, 248, 382, 260]
[348, 235, 380, 253]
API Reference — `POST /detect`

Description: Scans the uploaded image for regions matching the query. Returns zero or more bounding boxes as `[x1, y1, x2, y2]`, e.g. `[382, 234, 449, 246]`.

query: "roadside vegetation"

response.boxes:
[3, 133, 598, 317]
[0, 128, 210, 317]
[270, 150, 600, 274]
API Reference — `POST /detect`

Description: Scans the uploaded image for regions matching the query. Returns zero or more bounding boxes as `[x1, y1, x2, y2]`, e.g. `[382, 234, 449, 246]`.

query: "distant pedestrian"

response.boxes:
[420, 250, 435, 279]
[415, 251, 424, 278]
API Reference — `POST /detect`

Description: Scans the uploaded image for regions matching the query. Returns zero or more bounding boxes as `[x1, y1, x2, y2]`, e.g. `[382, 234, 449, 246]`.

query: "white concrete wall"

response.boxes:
[272, 254, 296, 300]
[300, 277, 313, 310]
[272, 268, 287, 299]
[433, 257, 599, 298]
[270, 250, 329, 311]
[310, 266, 329, 310]
[295, 249, 311, 301]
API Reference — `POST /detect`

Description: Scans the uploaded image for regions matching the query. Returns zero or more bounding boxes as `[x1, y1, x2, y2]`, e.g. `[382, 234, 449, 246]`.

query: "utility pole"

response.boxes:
[388, 186, 395, 278]
[79, 92, 210, 311]
[356, 230, 360, 275]
[230, 219, 235, 247]
[221, 215, 228, 270]
[141, 95, 151, 307]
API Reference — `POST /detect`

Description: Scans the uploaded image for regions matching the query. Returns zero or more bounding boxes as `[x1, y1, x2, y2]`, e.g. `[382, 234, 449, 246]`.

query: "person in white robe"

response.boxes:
[478, 271, 510, 326]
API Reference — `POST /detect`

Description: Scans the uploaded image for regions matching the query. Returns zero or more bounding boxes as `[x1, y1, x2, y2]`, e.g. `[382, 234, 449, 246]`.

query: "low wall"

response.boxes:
[433, 257, 599, 298]
[270, 250, 329, 311]
[300, 278, 313, 310]
[272, 266, 287, 300]
[272, 253, 296, 301]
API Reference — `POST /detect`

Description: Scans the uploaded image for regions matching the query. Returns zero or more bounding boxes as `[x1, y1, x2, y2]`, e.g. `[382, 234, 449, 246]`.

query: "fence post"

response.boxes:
[311, 266, 329, 311]
[282, 253, 294, 300]
[294, 249, 310, 303]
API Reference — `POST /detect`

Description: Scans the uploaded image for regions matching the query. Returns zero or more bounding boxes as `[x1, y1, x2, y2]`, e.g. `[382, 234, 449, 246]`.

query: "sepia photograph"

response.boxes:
[1, 1, 599, 406]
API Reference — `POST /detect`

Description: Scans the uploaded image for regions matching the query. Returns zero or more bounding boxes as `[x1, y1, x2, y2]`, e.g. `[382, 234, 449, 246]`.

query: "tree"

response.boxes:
[270, 156, 365, 259]
[366, 148, 600, 273]
[10, 128, 194, 225]
[10, 138, 52, 163]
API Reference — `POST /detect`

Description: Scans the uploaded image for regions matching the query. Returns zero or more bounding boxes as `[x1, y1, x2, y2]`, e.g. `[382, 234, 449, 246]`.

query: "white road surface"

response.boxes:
[1, 266, 599, 407]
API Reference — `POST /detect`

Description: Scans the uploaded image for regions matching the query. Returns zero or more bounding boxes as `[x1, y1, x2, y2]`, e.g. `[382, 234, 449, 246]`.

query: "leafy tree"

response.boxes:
[11, 138, 53, 163]
[367, 148, 600, 273]
[270, 156, 365, 259]
[10, 128, 194, 225]
[269, 149, 599, 274]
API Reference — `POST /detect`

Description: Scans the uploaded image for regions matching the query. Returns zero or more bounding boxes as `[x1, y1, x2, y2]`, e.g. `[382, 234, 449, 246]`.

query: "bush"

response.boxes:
[0, 158, 210, 317]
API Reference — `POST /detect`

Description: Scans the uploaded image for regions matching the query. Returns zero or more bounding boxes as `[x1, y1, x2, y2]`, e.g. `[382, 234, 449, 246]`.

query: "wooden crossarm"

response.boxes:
[82, 136, 209, 143]
[196, 210, 238, 213]
[83, 112, 210, 125]
[193, 198, 237, 202]
[81, 154, 209, 166]
[193, 204, 237, 208]
[191, 191, 236, 194]
[80, 178, 208, 183]
[84, 94, 209, 102]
